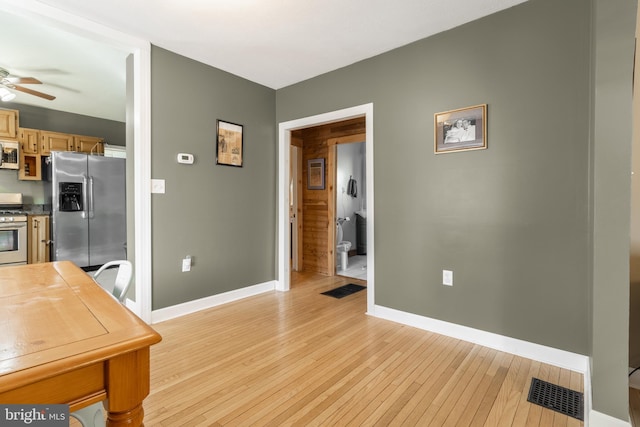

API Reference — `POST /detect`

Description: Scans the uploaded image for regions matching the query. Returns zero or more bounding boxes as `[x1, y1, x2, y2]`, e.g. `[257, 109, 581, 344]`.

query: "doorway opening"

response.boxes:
[334, 140, 366, 281]
[277, 103, 374, 314]
[4, 4, 154, 322]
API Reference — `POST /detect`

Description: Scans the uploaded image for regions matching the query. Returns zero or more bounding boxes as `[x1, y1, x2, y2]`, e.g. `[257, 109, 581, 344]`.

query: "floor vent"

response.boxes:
[527, 377, 583, 420]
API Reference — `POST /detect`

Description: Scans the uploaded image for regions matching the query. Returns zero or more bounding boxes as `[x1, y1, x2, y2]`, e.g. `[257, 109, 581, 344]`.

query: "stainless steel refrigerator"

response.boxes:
[48, 151, 126, 268]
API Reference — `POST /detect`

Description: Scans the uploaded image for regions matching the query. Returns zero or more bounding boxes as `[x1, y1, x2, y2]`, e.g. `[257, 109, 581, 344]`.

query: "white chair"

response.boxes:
[70, 404, 105, 427]
[93, 260, 133, 303]
[71, 260, 133, 427]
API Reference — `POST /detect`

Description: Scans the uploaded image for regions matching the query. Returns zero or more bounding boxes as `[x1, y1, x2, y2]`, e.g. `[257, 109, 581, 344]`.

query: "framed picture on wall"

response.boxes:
[216, 119, 244, 167]
[307, 158, 325, 190]
[434, 104, 487, 154]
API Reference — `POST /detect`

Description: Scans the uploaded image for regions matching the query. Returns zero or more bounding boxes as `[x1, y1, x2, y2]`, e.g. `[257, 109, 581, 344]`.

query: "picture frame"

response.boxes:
[216, 119, 244, 167]
[307, 158, 325, 190]
[434, 104, 487, 154]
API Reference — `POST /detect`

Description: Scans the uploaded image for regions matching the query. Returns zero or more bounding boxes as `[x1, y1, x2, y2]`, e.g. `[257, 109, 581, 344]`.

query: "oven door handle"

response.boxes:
[0, 222, 26, 230]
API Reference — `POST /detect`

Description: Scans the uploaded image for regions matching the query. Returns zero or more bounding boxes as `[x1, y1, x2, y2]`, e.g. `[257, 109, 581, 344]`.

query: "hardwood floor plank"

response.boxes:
[141, 272, 584, 427]
[426, 345, 489, 426]
[410, 340, 476, 425]
[468, 354, 513, 426]
[440, 346, 497, 426]
[305, 330, 438, 426]
[314, 335, 455, 425]
[211, 319, 389, 424]
[511, 361, 541, 426]
[353, 335, 457, 426]
[348, 332, 444, 425]
[490, 357, 533, 426]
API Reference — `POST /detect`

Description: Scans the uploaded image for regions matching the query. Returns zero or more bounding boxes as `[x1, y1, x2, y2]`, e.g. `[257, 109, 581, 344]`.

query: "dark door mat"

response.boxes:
[321, 284, 366, 299]
[527, 377, 584, 420]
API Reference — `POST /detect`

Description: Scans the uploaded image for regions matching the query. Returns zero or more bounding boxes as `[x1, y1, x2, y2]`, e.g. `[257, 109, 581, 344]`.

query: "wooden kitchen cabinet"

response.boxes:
[40, 130, 74, 155]
[18, 152, 41, 181]
[19, 130, 106, 180]
[0, 109, 18, 139]
[74, 134, 104, 154]
[18, 127, 39, 154]
[27, 215, 50, 264]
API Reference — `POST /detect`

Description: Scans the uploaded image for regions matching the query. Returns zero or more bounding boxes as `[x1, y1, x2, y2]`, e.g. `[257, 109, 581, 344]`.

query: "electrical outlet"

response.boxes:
[442, 270, 453, 286]
[182, 256, 191, 272]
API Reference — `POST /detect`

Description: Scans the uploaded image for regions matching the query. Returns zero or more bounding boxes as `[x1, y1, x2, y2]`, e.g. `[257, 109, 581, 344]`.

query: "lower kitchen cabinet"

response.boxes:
[27, 215, 50, 264]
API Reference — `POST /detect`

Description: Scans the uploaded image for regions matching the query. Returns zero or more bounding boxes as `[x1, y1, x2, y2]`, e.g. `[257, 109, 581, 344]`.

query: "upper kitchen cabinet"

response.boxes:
[40, 130, 73, 155]
[18, 128, 39, 154]
[0, 109, 19, 139]
[74, 135, 104, 154]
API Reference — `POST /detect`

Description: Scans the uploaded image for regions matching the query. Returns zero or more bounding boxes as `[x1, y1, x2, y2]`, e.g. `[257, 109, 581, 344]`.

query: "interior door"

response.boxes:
[290, 145, 304, 271]
[289, 145, 298, 271]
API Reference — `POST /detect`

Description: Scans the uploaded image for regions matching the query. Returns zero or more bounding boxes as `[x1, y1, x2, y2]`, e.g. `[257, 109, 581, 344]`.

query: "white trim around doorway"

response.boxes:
[277, 103, 375, 314]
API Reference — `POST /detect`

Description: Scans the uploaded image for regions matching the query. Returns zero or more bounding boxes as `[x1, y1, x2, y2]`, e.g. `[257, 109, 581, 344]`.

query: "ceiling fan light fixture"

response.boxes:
[0, 88, 15, 102]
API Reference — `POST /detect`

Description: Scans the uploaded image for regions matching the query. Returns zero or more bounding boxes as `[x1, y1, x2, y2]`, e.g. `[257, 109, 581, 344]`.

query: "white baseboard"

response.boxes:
[371, 304, 589, 373]
[589, 410, 631, 427]
[151, 280, 276, 323]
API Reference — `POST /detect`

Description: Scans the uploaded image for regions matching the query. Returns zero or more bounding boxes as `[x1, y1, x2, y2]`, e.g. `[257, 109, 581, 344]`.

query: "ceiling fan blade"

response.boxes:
[6, 77, 42, 84]
[12, 85, 55, 100]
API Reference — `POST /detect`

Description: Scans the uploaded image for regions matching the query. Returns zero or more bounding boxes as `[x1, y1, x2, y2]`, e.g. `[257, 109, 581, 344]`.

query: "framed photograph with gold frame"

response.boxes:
[216, 119, 243, 167]
[434, 104, 487, 154]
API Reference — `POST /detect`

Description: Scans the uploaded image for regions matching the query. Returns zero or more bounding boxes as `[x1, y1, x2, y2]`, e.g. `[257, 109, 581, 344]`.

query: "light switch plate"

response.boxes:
[151, 179, 165, 194]
[182, 256, 191, 272]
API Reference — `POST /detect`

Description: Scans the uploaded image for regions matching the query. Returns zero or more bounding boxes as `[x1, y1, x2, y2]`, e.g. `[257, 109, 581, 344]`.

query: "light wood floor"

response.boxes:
[138, 271, 584, 426]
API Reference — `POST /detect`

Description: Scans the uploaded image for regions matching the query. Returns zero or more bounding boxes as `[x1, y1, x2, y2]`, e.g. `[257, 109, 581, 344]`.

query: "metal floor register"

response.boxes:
[527, 377, 584, 420]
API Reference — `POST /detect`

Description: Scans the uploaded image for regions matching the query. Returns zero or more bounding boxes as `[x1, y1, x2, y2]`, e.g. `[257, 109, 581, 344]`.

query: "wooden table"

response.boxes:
[0, 261, 161, 427]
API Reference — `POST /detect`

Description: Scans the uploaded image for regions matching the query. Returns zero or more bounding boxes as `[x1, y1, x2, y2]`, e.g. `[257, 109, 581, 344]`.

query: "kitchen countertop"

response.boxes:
[23, 204, 51, 215]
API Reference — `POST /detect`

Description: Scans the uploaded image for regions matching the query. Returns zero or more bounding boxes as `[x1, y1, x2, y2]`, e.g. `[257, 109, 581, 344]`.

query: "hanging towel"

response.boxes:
[347, 176, 357, 198]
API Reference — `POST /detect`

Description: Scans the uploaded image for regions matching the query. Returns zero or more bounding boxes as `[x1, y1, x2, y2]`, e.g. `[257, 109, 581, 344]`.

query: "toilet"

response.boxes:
[336, 218, 352, 271]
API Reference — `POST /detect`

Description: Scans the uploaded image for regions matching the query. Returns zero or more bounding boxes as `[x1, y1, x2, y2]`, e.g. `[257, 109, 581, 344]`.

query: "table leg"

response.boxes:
[105, 348, 151, 427]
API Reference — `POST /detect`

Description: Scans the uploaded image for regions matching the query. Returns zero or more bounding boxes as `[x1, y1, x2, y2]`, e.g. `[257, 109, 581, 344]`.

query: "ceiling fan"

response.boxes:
[0, 67, 55, 101]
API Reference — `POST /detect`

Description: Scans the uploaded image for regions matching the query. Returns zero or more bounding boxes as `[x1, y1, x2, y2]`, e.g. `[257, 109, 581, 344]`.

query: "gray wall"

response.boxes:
[0, 103, 125, 204]
[150, 46, 276, 309]
[276, 0, 631, 420]
[279, 0, 590, 352]
[591, 0, 635, 419]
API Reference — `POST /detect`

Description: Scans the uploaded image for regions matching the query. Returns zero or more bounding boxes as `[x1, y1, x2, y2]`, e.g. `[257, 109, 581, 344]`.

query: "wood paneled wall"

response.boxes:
[293, 117, 366, 275]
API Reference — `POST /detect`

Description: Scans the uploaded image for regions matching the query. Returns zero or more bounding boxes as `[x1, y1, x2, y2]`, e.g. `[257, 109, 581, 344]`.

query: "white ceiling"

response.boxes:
[0, 0, 526, 122]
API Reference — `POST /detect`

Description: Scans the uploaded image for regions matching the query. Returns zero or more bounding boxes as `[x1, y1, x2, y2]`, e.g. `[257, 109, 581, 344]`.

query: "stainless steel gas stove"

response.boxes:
[0, 193, 28, 266]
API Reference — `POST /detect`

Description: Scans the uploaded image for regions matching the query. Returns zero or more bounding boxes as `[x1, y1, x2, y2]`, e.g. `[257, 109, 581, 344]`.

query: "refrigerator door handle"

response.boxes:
[88, 176, 95, 219]
[81, 175, 89, 219]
